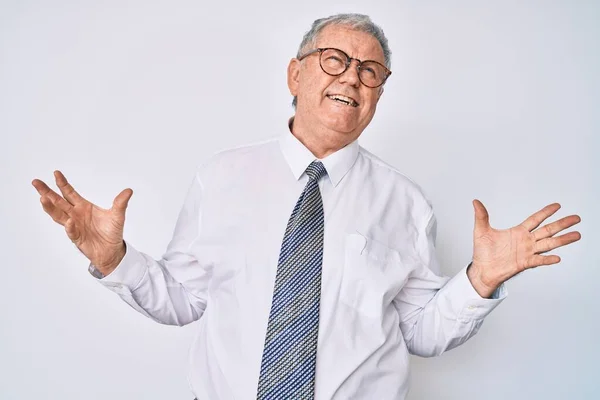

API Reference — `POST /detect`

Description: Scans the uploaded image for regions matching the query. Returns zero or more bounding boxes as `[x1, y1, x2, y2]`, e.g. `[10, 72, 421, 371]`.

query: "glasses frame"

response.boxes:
[297, 47, 392, 88]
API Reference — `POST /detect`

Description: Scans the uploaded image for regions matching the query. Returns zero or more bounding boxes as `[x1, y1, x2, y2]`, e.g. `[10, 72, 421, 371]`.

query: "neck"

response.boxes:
[290, 113, 354, 159]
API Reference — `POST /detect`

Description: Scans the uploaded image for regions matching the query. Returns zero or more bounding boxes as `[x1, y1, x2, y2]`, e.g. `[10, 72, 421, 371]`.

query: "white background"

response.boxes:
[1, 0, 598, 399]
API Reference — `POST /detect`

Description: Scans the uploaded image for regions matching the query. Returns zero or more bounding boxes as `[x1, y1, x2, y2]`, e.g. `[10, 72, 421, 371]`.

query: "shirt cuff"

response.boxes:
[441, 264, 508, 321]
[88, 240, 148, 292]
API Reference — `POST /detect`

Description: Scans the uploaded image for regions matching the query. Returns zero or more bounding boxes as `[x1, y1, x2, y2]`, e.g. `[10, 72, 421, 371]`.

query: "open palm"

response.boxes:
[32, 170, 133, 273]
[470, 200, 581, 296]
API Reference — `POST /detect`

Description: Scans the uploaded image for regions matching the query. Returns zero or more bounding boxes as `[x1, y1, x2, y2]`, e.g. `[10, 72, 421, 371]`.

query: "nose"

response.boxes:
[338, 59, 360, 88]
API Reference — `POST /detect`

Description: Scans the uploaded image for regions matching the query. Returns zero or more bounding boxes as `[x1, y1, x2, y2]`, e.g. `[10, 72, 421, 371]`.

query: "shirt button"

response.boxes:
[467, 305, 477, 310]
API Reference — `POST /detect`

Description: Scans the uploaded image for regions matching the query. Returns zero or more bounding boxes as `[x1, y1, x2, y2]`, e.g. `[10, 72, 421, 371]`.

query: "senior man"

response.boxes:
[32, 13, 581, 400]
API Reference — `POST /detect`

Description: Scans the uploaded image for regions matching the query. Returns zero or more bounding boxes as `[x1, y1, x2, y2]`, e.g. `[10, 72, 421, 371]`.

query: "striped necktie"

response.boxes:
[256, 160, 327, 399]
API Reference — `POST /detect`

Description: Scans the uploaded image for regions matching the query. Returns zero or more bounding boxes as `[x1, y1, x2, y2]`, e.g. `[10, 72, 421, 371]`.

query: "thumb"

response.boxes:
[112, 188, 133, 214]
[473, 199, 490, 232]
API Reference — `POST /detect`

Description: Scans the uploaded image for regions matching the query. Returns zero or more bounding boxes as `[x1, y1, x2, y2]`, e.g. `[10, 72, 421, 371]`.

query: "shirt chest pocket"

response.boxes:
[340, 233, 410, 318]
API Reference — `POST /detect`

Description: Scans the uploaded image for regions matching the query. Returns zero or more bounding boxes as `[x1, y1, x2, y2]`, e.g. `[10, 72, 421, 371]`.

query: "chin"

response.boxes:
[320, 116, 359, 135]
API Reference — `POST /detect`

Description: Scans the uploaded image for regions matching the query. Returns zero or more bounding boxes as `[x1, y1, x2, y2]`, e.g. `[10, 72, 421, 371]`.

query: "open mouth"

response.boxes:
[326, 94, 359, 107]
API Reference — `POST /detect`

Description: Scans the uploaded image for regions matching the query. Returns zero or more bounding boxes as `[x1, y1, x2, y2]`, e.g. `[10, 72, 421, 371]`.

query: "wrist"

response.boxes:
[95, 241, 126, 276]
[467, 262, 499, 299]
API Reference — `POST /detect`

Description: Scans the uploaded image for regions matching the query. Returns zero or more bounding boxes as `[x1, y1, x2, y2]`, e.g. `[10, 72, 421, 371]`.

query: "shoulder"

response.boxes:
[357, 146, 428, 196]
[196, 137, 279, 177]
[356, 145, 434, 221]
[208, 137, 279, 164]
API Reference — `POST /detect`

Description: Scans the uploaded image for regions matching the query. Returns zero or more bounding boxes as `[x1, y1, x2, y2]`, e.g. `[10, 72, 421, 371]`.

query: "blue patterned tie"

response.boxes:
[256, 160, 327, 400]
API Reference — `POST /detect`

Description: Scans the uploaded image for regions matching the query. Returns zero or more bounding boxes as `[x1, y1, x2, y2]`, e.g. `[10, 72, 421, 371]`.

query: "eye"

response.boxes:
[361, 66, 376, 78]
[363, 66, 375, 74]
[325, 55, 344, 64]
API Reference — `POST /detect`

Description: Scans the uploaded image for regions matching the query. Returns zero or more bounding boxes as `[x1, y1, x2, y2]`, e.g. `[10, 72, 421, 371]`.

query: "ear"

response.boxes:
[287, 58, 301, 96]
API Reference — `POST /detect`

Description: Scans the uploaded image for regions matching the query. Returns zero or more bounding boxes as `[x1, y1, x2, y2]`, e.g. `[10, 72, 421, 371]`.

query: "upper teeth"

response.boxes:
[328, 94, 358, 107]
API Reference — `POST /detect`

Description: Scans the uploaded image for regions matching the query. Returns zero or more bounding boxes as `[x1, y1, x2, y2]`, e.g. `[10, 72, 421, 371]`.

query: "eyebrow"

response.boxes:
[319, 46, 385, 63]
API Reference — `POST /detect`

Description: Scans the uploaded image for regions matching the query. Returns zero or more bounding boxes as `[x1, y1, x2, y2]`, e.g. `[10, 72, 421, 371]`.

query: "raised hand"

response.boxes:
[32, 171, 133, 276]
[467, 200, 581, 298]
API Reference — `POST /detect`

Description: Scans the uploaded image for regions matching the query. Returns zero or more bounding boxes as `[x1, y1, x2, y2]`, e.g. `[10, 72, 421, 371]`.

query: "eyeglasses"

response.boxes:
[297, 47, 391, 88]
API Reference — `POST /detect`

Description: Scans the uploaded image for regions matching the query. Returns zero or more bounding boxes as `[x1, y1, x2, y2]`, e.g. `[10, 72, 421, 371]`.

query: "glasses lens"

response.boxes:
[319, 48, 348, 75]
[318, 48, 389, 88]
[359, 61, 388, 88]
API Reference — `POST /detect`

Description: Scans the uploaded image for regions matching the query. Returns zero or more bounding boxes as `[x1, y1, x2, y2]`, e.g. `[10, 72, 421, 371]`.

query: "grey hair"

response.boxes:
[292, 13, 391, 109]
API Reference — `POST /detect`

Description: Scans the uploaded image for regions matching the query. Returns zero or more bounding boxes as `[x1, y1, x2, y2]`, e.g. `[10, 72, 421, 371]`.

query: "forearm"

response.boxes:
[94, 240, 207, 326]
[398, 265, 506, 357]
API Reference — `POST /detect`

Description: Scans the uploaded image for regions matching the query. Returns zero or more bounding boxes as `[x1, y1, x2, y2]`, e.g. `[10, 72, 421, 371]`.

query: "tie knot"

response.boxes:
[305, 161, 327, 182]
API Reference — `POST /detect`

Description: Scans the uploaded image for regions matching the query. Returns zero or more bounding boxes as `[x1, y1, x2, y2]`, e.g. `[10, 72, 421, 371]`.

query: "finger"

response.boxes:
[40, 196, 69, 226]
[535, 231, 582, 254]
[472, 199, 490, 233]
[526, 254, 561, 269]
[36, 183, 73, 214]
[520, 203, 561, 232]
[54, 170, 85, 206]
[32, 178, 55, 197]
[533, 214, 582, 241]
[32, 178, 74, 214]
[112, 188, 133, 214]
[65, 218, 81, 243]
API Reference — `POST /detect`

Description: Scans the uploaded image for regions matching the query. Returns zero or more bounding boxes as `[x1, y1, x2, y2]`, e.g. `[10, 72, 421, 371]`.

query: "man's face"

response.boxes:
[288, 25, 386, 144]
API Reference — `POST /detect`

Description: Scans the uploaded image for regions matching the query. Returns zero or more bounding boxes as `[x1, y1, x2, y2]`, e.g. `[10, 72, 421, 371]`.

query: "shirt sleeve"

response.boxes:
[89, 169, 210, 326]
[393, 210, 507, 357]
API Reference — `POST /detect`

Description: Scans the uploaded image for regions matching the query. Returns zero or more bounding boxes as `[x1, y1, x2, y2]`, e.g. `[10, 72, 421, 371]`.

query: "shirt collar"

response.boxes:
[279, 117, 359, 187]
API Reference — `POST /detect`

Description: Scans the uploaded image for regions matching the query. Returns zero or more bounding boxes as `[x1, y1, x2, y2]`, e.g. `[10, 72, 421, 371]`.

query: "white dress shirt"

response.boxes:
[95, 121, 506, 399]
